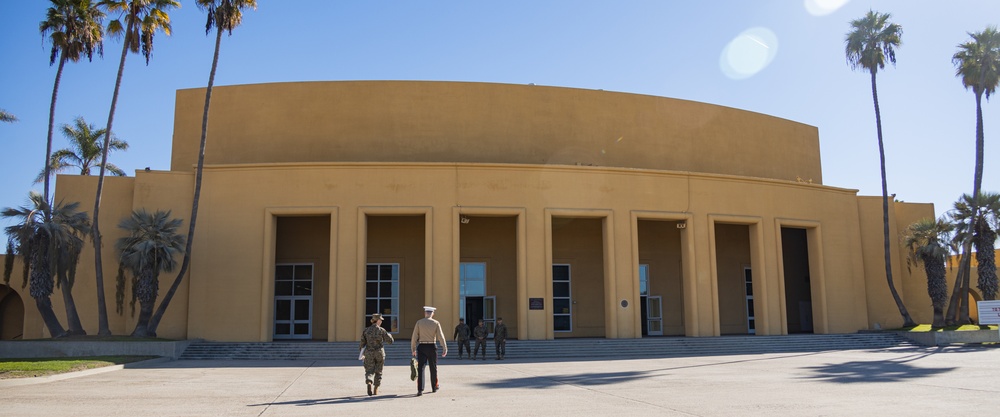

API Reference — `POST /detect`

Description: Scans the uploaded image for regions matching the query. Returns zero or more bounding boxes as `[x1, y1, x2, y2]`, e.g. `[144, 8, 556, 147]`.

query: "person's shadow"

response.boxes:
[248, 393, 419, 407]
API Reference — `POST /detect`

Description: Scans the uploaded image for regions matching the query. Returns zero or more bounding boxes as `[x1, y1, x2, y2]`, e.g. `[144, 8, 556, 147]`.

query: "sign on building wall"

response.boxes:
[977, 300, 1000, 325]
[529, 298, 544, 310]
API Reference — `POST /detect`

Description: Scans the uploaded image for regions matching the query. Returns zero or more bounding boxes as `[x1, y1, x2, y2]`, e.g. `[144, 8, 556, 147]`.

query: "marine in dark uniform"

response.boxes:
[454, 318, 471, 359]
[493, 317, 508, 360]
[472, 319, 488, 360]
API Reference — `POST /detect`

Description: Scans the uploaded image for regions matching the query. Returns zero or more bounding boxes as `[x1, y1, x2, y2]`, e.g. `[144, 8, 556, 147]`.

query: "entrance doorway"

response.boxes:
[639, 264, 663, 336]
[460, 263, 496, 336]
[781, 227, 814, 333]
[274, 263, 313, 339]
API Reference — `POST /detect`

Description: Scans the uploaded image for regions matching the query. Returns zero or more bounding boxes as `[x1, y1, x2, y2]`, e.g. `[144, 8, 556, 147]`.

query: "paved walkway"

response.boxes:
[2, 345, 998, 416]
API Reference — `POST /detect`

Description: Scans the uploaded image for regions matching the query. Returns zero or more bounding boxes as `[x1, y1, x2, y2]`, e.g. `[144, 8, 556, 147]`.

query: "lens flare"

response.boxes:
[720, 27, 778, 80]
[804, 0, 849, 16]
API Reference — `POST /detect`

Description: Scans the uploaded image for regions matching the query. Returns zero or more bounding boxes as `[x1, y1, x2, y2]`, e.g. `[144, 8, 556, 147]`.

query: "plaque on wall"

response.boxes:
[529, 298, 544, 310]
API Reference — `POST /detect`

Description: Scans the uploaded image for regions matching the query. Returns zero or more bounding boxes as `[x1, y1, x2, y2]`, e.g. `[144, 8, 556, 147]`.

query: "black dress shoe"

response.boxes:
[417, 390, 423, 397]
[366, 382, 373, 396]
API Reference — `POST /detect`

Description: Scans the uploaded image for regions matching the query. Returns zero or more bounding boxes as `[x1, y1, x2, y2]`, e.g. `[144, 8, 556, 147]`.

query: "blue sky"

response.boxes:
[1, 1, 998, 240]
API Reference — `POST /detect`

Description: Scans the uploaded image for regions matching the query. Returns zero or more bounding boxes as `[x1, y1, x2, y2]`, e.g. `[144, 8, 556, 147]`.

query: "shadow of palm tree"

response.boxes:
[800, 351, 956, 383]
[472, 370, 657, 389]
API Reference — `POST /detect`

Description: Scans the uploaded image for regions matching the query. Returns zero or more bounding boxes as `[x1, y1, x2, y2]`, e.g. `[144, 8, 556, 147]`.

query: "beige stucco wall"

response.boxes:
[171, 81, 822, 184]
[1, 81, 947, 342]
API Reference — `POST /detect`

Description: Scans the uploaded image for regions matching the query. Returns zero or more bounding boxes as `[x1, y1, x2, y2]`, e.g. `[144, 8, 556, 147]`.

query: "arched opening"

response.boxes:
[0, 285, 25, 340]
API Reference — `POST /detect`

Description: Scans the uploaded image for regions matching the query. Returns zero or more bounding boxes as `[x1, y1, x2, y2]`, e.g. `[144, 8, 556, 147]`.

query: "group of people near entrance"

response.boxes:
[358, 306, 509, 397]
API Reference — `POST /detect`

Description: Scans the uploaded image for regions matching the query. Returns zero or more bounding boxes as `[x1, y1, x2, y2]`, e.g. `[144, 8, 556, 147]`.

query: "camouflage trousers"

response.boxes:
[363, 350, 386, 387]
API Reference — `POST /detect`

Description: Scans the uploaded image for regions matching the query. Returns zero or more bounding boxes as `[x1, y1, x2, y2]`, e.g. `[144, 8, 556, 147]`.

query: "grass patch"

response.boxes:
[0, 356, 156, 379]
[900, 324, 999, 332]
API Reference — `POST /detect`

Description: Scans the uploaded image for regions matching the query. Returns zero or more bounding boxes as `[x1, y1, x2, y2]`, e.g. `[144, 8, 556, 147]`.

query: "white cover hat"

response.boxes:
[423, 306, 436, 312]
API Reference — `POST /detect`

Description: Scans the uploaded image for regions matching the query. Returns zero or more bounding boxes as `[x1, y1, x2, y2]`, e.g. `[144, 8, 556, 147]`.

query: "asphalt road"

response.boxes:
[2, 344, 998, 416]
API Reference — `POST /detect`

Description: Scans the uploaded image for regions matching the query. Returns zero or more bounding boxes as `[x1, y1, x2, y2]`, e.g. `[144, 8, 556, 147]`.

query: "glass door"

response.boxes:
[646, 296, 663, 336]
[484, 296, 496, 336]
[274, 264, 313, 339]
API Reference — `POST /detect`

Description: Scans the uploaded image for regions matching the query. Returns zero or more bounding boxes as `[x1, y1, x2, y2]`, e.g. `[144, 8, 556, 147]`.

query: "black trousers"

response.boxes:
[416, 343, 439, 392]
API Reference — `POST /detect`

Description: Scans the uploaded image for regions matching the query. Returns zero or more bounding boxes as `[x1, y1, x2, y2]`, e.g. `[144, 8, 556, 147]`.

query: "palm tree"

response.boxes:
[3, 192, 91, 337]
[145, 0, 256, 336]
[903, 218, 954, 327]
[40, 0, 105, 208]
[953, 26, 1000, 201]
[951, 193, 1000, 301]
[0, 109, 16, 123]
[115, 209, 185, 337]
[93, 0, 179, 336]
[34, 116, 129, 184]
[947, 27, 1000, 322]
[845, 10, 915, 327]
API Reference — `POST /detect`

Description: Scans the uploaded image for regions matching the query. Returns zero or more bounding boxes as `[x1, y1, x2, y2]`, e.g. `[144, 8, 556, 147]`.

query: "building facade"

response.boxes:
[1, 81, 944, 341]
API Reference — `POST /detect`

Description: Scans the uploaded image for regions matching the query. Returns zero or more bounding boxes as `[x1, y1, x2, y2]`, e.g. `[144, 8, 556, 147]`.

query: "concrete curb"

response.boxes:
[0, 339, 199, 359]
[895, 329, 1000, 346]
[0, 356, 172, 387]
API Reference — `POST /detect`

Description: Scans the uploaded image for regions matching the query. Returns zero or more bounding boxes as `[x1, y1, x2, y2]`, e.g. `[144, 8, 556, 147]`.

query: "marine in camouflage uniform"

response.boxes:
[493, 317, 508, 360]
[472, 319, 488, 360]
[360, 313, 394, 396]
[453, 318, 471, 359]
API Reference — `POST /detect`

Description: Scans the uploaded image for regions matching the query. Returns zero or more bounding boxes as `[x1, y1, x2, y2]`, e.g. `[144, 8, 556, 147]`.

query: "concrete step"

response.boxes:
[178, 333, 918, 360]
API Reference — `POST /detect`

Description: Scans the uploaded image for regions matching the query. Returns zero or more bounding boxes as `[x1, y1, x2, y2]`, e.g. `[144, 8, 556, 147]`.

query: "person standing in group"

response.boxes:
[359, 313, 394, 396]
[453, 318, 471, 359]
[411, 306, 448, 396]
[473, 319, 488, 360]
[494, 317, 508, 360]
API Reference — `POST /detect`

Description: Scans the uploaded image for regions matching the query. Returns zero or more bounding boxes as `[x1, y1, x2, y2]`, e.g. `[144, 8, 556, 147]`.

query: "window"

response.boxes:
[459, 262, 486, 319]
[552, 264, 572, 332]
[744, 266, 755, 334]
[274, 263, 313, 339]
[366, 263, 399, 333]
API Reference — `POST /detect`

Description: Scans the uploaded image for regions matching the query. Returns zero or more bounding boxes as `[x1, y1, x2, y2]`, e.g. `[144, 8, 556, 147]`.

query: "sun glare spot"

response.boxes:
[720, 27, 778, 80]
[804, 0, 849, 16]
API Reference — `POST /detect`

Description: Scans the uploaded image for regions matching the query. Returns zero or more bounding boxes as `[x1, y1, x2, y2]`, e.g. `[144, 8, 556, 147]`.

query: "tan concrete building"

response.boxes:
[0, 81, 954, 342]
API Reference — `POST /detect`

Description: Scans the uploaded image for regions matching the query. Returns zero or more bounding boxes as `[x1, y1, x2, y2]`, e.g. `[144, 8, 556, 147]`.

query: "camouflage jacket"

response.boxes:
[494, 323, 508, 341]
[360, 324, 394, 352]
[454, 322, 471, 340]
[473, 324, 488, 340]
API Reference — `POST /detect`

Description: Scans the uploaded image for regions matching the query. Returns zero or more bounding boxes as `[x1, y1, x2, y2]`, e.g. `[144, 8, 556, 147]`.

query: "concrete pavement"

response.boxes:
[1, 344, 998, 416]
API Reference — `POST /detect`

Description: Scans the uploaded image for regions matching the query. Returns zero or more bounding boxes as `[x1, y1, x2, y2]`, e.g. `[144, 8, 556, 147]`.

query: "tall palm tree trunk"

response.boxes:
[31, 239, 66, 337]
[973, 91, 985, 199]
[92, 20, 135, 337]
[59, 278, 86, 335]
[146, 27, 224, 336]
[43, 54, 67, 215]
[947, 249, 973, 324]
[871, 72, 915, 327]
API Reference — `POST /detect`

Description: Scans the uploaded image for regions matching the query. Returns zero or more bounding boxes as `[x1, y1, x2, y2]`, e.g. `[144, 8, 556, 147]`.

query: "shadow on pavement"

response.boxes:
[800, 350, 958, 383]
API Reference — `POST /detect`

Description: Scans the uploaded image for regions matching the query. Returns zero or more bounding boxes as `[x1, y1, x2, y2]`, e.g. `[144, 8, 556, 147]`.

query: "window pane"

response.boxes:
[554, 315, 571, 331]
[640, 280, 648, 296]
[294, 300, 310, 320]
[553, 282, 570, 298]
[275, 299, 291, 320]
[366, 265, 378, 280]
[747, 299, 755, 316]
[275, 323, 290, 335]
[648, 301, 661, 318]
[294, 280, 312, 296]
[275, 265, 294, 281]
[748, 319, 756, 330]
[379, 299, 393, 315]
[294, 323, 309, 335]
[379, 282, 392, 297]
[466, 279, 485, 296]
[366, 299, 378, 314]
[390, 317, 399, 333]
[294, 265, 312, 280]
[379, 265, 393, 279]
[553, 265, 569, 281]
[553, 299, 571, 313]
[275, 281, 293, 296]
[745, 282, 753, 296]
[648, 320, 662, 332]
[366, 282, 378, 297]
